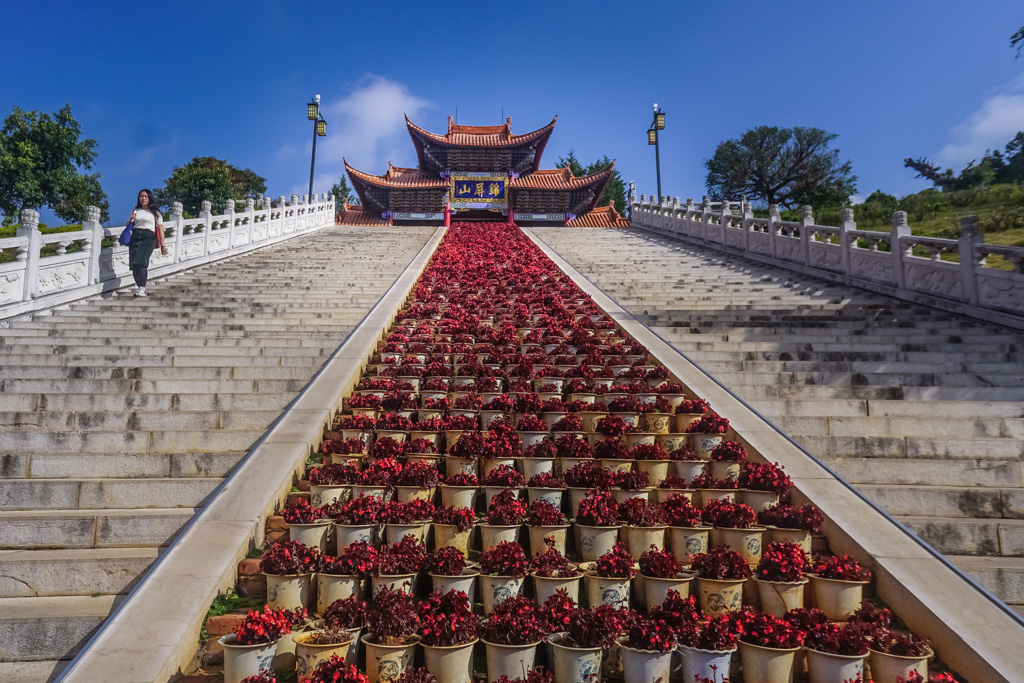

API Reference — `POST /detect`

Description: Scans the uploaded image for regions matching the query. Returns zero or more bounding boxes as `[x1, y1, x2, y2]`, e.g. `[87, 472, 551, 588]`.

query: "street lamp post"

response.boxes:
[647, 103, 665, 201]
[307, 94, 327, 200]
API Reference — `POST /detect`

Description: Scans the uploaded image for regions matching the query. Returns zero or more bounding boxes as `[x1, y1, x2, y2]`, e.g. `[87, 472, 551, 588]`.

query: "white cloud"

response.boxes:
[296, 75, 432, 198]
[849, 195, 864, 205]
[935, 73, 1024, 168]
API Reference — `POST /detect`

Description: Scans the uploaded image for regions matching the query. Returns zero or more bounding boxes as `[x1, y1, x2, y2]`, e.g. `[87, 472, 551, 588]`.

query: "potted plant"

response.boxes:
[674, 611, 738, 682]
[482, 421, 522, 477]
[548, 605, 625, 683]
[382, 499, 435, 546]
[482, 488, 528, 551]
[260, 541, 319, 610]
[618, 616, 674, 683]
[482, 464, 525, 507]
[701, 499, 764, 565]
[736, 609, 804, 683]
[708, 440, 747, 481]
[526, 498, 570, 557]
[801, 621, 870, 683]
[691, 547, 751, 617]
[393, 461, 440, 503]
[316, 541, 377, 614]
[479, 595, 545, 683]
[309, 463, 360, 507]
[660, 493, 709, 566]
[526, 471, 566, 509]
[669, 443, 705, 481]
[301, 656, 370, 683]
[738, 461, 793, 512]
[674, 398, 710, 433]
[333, 495, 383, 549]
[632, 443, 670, 487]
[574, 489, 620, 561]
[594, 437, 634, 473]
[320, 596, 367, 666]
[362, 587, 421, 683]
[685, 412, 730, 458]
[868, 625, 934, 683]
[586, 542, 635, 609]
[553, 434, 592, 474]
[432, 504, 476, 555]
[294, 613, 364, 680]
[439, 472, 478, 509]
[324, 436, 368, 467]
[619, 498, 668, 560]
[372, 535, 426, 595]
[754, 541, 808, 617]
[516, 414, 549, 452]
[638, 545, 692, 610]
[654, 474, 691, 504]
[419, 589, 480, 683]
[609, 469, 651, 506]
[758, 503, 823, 554]
[639, 395, 674, 434]
[520, 438, 558, 481]
[563, 461, 611, 517]
[530, 539, 582, 604]
[355, 457, 401, 500]
[809, 555, 872, 621]
[479, 541, 530, 614]
[689, 472, 738, 507]
[426, 545, 478, 597]
[220, 606, 302, 683]
[283, 498, 331, 552]
[446, 429, 483, 477]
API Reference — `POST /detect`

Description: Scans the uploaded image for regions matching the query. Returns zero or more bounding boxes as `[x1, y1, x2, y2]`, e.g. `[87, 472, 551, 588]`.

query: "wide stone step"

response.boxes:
[31, 391, 294, 412]
[0, 547, 160, 598]
[0, 477, 222, 510]
[831, 457, 1022, 488]
[792, 433, 1024, 460]
[899, 516, 1024, 556]
[950, 555, 1024, 605]
[0, 364, 315, 381]
[0, 508, 196, 549]
[0, 409, 279, 432]
[1, 451, 245, 479]
[0, 659, 69, 682]
[855, 483, 1019, 520]
[0, 594, 122, 662]
[0, 427, 264, 453]
[772, 415, 1024, 439]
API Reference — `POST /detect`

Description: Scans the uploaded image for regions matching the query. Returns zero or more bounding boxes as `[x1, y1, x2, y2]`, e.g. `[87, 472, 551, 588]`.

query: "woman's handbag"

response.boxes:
[118, 220, 134, 246]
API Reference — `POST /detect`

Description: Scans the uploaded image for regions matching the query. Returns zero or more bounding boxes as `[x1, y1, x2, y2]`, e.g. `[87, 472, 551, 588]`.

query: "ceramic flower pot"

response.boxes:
[532, 572, 582, 605]
[695, 577, 745, 617]
[362, 633, 420, 683]
[526, 486, 564, 510]
[610, 487, 650, 506]
[288, 520, 332, 553]
[808, 575, 868, 621]
[584, 572, 631, 609]
[738, 641, 800, 683]
[483, 486, 521, 508]
[549, 633, 603, 683]
[868, 646, 933, 683]
[518, 431, 549, 450]
[423, 639, 478, 683]
[624, 432, 658, 448]
[675, 413, 703, 433]
[316, 573, 365, 615]
[618, 639, 673, 683]
[567, 488, 592, 517]
[331, 453, 364, 468]
[404, 453, 440, 468]
[265, 573, 312, 610]
[671, 459, 707, 481]
[625, 525, 667, 560]
[481, 457, 518, 479]
[655, 432, 688, 453]
[679, 643, 735, 683]
[805, 648, 866, 683]
[479, 574, 525, 614]
[740, 489, 781, 513]
[479, 523, 521, 552]
[335, 522, 378, 550]
[766, 526, 812, 555]
[668, 525, 710, 565]
[293, 630, 356, 680]
[394, 485, 435, 503]
[717, 526, 765, 566]
[384, 521, 428, 546]
[641, 413, 672, 434]
[643, 573, 693, 611]
[755, 578, 807, 617]
[600, 458, 634, 474]
[483, 640, 540, 683]
[697, 488, 736, 507]
[433, 523, 473, 555]
[349, 485, 389, 501]
[690, 433, 724, 459]
[575, 523, 620, 562]
[310, 484, 350, 508]
[371, 573, 416, 596]
[430, 568, 479, 600]
[444, 455, 478, 477]
[219, 634, 278, 683]
[635, 459, 669, 487]
[439, 484, 477, 509]
[520, 457, 555, 481]
[709, 461, 742, 481]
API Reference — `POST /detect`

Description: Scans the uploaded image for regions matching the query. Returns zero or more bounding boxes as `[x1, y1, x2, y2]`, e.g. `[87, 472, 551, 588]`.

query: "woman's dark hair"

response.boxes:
[135, 189, 161, 217]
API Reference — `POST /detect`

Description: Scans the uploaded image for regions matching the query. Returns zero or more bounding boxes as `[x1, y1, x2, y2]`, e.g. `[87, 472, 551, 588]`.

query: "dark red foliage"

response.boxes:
[360, 457, 402, 485]
[335, 495, 383, 525]
[233, 605, 304, 645]
[323, 596, 367, 630]
[376, 535, 427, 575]
[482, 464, 525, 488]
[692, 547, 752, 581]
[563, 461, 611, 489]
[395, 461, 440, 488]
[871, 627, 932, 657]
[675, 398, 710, 414]
[593, 438, 632, 460]
[686, 412, 730, 434]
[551, 414, 583, 432]
[554, 434, 592, 459]
[444, 415, 479, 431]
[650, 590, 702, 636]
[282, 498, 326, 525]
[813, 555, 872, 582]
[432, 504, 476, 532]
[527, 499, 566, 526]
[443, 472, 478, 486]
[739, 461, 793, 494]
[392, 668, 437, 683]
[849, 602, 892, 628]
[626, 616, 675, 652]
[783, 607, 830, 632]
[536, 588, 577, 633]
[403, 438, 439, 455]
[756, 542, 807, 582]
[804, 622, 870, 656]
[517, 415, 548, 432]
[757, 503, 823, 532]
[426, 546, 467, 576]
[660, 494, 704, 527]
[419, 589, 478, 647]
[383, 499, 435, 523]
[669, 444, 700, 461]
[368, 437, 405, 462]
[480, 541, 530, 577]
[610, 469, 650, 491]
[564, 605, 628, 649]
[659, 475, 690, 489]
[619, 498, 667, 527]
[479, 595, 544, 645]
[689, 472, 738, 490]
[365, 587, 419, 644]
[596, 542, 636, 578]
[487, 489, 528, 525]
[377, 414, 414, 431]
[259, 541, 319, 576]
[302, 657, 369, 683]
[677, 613, 739, 652]
[449, 430, 484, 460]
[576, 489, 619, 527]
[709, 441, 748, 462]
[595, 415, 629, 437]
[335, 414, 377, 431]
[737, 610, 804, 649]
[309, 463, 360, 486]
[319, 541, 377, 577]
[701, 500, 757, 528]
[491, 668, 555, 683]
[638, 546, 681, 578]
[239, 675, 276, 683]
[631, 443, 666, 460]
[323, 436, 368, 455]
[523, 439, 559, 459]
[526, 471, 565, 489]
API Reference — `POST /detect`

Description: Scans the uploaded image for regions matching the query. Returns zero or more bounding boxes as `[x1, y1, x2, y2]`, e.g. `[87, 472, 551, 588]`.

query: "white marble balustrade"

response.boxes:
[631, 195, 1024, 330]
[0, 193, 336, 320]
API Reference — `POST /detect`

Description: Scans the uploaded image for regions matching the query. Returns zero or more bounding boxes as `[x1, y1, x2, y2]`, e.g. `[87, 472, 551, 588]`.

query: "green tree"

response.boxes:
[905, 131, 1024, 191]
[857, 190, 898, 227]
[1012, 25, 1024, 56]
[586, 156, 627, 215]
[556, 150, 586, 178]
[705, 126, 857, 209]
[155, 156, 266, 216]
[0, 104, 107, 223]
[330, 174, 355, 204]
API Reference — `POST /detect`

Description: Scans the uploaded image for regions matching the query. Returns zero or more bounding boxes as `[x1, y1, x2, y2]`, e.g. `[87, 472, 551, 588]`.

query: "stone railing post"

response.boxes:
[839, 208, 855, 284]
[959, 215, 983, 305]
[684, 198, 695, 237]
[170, 202, 184, 261]
[891, 211, 911, 290]
[741, 200, 753, 252]
[83, 205, 103, 284]
[224, 199, 236, 247]
[701, 196, 711, 243]
[719, 200, 731, 245]
[671, 197, 680, 234]
[16, 209, 42, 300]
[799, 206, 814, 265]
[200, 200, 213, 255]
[768, 204, 780, 259]
[244, 197, 256, 244]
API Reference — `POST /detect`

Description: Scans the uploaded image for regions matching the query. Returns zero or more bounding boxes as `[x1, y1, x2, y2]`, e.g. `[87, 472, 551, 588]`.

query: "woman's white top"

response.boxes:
[133, 209, 159, 232]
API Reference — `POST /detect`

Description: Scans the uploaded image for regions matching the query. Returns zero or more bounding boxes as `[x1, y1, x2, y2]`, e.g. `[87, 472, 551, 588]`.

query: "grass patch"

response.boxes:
[199, 590, 263, 641]
[306, 451, 324, 467]
[246, 546, 265, 559]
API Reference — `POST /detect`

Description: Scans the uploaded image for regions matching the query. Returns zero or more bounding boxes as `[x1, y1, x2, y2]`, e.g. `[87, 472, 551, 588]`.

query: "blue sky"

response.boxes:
[3, 0, 1022, 225]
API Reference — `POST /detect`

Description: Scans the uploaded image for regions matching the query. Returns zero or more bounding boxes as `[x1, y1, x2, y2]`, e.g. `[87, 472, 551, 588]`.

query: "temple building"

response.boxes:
[337, 115, 628, 227]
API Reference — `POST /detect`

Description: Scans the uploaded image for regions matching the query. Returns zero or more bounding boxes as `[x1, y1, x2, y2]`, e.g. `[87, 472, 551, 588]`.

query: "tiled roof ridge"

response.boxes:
[405, 114, 557, 147]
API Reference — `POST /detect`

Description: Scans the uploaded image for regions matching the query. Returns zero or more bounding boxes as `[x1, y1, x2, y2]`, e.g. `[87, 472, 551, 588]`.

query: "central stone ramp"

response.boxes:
[0, 226, 436, 680]
[533, 227, 1024, 614]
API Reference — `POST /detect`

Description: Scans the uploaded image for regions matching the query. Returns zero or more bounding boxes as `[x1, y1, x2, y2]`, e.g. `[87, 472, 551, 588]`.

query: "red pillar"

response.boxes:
[445, 202, 451, 228]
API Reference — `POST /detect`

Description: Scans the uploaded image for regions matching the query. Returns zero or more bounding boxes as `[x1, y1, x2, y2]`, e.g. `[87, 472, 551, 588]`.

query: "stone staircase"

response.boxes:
[533, 227, 1024, 616]
[0, 226, 435, 681]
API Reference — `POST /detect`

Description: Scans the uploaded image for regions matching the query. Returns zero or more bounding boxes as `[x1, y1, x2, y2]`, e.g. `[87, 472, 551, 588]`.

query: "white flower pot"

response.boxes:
[636, 459, 670, 487]
[740, 489, 780, 513]
[372, 573, 416, 596]
[679, 643, 735, 683]
[709, 461, 742, 481]
[575, 523, 620, 562]
[585, 572, 631, 609]
[479, 574, 525, 614]
[738, 641, 800, 683]
[695, 577, 745, 617]
[690, 434, 724, 459]
[219, 634, 278, 683]
[520, 457, 555, 481]
[423, 639, 478, 683]
[293, 630, 357, 681]
[430, 568, 479, 599]
[868, 647, 932, 683]
[805, 648, 866, 683]
[444, 455, 478, 477]
[288, 520, 332, 553]
[528, 524, 569, 557]
[265, 573, 312, 610]
[481, 457, 518, 479]
[394, 485, 435, 503]
[483, 486, 521, 508]
[484, 640, 539, 683]
[619, 639, 673, 683]
[717, 526, 765, 566]
[310, 484, 351, 507]
[316, 573, 365, 615]
[755, 578, 807, 617]
[532, 572, 582, 605]
[549, 633, 603, 683]
[668, 526, 710, 566]
[384, 521, 428, 546]
[362, 633, 420, 683]
[439, 485, 477, 509]
[808, 575, 868, 621]
[479, 523, 520, 552]
[643, 574, 693, 611]
[671, 459, 707, 481]
[766, 526, 812, 555]
[526, 486, 564, 509]
[335, 522, 378, 550]
[625, 525, 667, 560]
[433, 523, 474, 555]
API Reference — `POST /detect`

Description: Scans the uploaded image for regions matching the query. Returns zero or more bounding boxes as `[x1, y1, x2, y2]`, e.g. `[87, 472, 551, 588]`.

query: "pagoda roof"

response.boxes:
[512, 161, 616, 191]
[344, 160, 447, 190]
[406, 115, 556, 173]
[335, 203, 387, 226]
[567, 204, 630, 228]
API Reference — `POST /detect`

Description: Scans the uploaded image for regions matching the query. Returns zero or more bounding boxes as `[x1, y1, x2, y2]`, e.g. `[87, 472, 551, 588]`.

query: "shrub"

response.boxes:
[639, 546, 682, 578]
[564, 461, 611, 489]
[701, 500, 757, 528]
[335, 495, 383, 525]
[631, 443, 666, 460]
[596, 542, 636, 578]
[739, 462, 793, 494]
[527, 471, 566, 489]
[482, 464, 525, 488]
[813, 555, 872, 582]
[259, 541, 319, 576]
[282, 499, 326, 525]
[691, 547, 751, 580]
[619, 498, 667, 527]
[517, 415, 547, 432]
[309, 463, 360, 486]
[625, 616, 674, 652]
[319, 541, 378, 578]
[323, 596, 367, 630]
[375, 536, 426, 575]
[480, 541, 530, 577]
[756, 542, 807, 582]
[426, 546, 466, 576]
[302, 657, 369, 683]
[709, 441, 747, 462]
[233, 605, 303, 645]
[432, 505, 476, 532]
[487, 489, 528, 525]
[576, 490, 619, 527]
[563, 605, 628, 649]
[365, 587, 419, 644]
[593, 438, 631, 460]
[554, 434, 592, 459]
[528, 499, 566, 526]
[660, 494, 703, 527]
[478, 595, 544, 645]
[530, 540, 578, 578]
[757, 503, 823, 532]
[737, 609, 803, 649]
[803, 622, 870, 656]
[419, 589, 478, 647]
[610, 470, 650, 491]
[443, 472, 478, 487]
[686, 413, 730, 434]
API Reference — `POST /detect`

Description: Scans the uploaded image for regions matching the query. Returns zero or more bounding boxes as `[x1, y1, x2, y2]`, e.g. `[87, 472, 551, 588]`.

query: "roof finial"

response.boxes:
[447, 115, 453, 134]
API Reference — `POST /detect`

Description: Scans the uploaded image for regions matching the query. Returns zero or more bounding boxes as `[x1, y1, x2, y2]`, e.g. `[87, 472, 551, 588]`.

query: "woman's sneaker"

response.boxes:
[134, 287, 146, 297]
